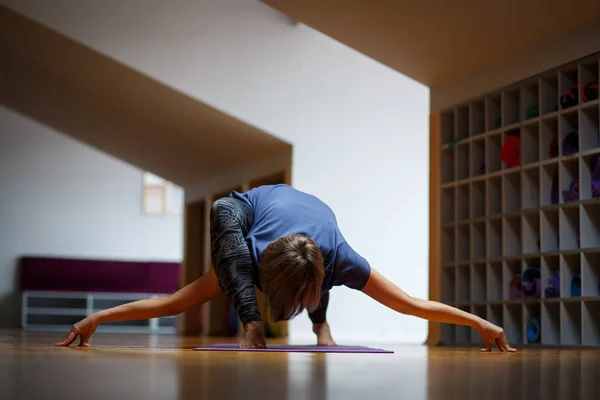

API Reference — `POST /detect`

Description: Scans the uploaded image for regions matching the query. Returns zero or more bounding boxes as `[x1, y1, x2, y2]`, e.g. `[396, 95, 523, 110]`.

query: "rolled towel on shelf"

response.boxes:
[522, 267, 541, 299]
[571, 273, 582, 297]
[527, 316, 541, 344]
[509, 276, 522, 300]
[544, 270, 560, 298]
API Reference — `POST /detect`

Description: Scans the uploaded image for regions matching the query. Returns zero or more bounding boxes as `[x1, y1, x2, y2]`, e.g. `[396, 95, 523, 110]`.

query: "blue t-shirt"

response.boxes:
[230, 184, 371, 292]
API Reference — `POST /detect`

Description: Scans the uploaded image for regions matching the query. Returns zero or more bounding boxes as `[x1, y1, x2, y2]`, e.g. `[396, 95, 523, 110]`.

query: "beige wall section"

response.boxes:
[431, 17, 600, 112]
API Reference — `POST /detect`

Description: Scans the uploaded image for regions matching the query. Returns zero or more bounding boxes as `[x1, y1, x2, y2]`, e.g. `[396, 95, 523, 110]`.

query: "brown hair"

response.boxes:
[259, 234, 325, 322]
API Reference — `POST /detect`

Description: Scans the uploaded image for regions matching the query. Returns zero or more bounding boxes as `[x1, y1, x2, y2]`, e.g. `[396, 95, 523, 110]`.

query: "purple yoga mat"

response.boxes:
[193, 344, 394, 354]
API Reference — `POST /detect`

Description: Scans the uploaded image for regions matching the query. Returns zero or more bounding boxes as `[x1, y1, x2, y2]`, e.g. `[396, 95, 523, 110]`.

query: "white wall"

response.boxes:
[5, 0, 430, 343]
[0, 106, 183, 328]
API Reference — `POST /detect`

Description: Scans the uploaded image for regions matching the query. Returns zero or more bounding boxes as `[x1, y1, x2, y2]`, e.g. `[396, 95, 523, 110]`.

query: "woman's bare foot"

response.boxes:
[477, 320, 516, 353]
[313, 322, 337, 346]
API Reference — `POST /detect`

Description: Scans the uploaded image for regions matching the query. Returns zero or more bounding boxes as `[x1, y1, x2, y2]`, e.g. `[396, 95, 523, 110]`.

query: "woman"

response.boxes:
[58, 184, 516, 352]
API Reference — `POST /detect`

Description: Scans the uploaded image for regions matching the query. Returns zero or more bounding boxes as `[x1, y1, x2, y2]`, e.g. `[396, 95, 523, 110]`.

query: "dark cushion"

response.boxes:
[19, 256, 179, 294]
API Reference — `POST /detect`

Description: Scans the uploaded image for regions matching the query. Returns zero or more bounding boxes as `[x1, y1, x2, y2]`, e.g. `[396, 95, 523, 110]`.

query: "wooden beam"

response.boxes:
[425, 113, 441, 346]
[178, 201, 204, 335]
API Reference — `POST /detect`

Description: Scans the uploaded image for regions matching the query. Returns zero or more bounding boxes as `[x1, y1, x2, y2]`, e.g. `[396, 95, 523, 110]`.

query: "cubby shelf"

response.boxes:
[439, 53, 600, 347]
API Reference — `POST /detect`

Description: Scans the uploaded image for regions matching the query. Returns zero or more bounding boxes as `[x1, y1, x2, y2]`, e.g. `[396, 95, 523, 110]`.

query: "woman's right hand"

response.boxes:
[56, 314, 100, 347]
[241, 320, 267, 348]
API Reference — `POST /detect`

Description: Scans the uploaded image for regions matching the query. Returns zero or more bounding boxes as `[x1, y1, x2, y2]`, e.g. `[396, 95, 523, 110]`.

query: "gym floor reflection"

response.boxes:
[0, 331, 598, 399]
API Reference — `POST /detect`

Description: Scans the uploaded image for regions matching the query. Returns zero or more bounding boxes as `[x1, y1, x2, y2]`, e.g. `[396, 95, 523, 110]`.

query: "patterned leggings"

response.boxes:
[210, 197, 330, 326]
[210, 197, 261, 325]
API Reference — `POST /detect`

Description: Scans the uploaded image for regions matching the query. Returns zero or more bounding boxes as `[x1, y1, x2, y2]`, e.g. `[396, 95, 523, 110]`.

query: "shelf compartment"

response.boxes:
[541, 162, 559, 206]
[561, 301, 582, 345]
[559, 207, 580, 250]
[503, 216, 522, 257]
[441, 266, 456, 304]
[472, 263, 486, 302]
[559, 158, 579, 203]
[541, 73, 559, 115]
[521, 80, 540, 121]
[470, 305, 487, 344]
[441, 148, 456, 184]
[487, 219, 502, 258]
[486, 133, 502, 173]
[470, 100, 485, 136]
[559, 67, 578, 110]
[442, 187, 455, 223]
[487, 176, 502, 215]
[470, 138, 486, 177]
[542, 255, 560, 299]
[441, 110, 456, 144]
[541, 117, 559, 160]
[456, 306, 471, 344]
[559, 111, 579, 156]
[457, 142, 470, 181]
[441, 323, 456, 345]
[26, 297, 87, 309]
[471, 180, 485, 219]
[502, 129, 521, 169]
[486, 94, 502, 131]
[442, 226, 456, 263]
[457, 183, 470, 221]
[582, 252, 600, 297]
[504, 304, 524, 345]
[579, 105, 599, 151]
[523, 256, 541, 299]
[522, 122, 540, 165]
[457, 224, 470, 262]
[541, 209, 560, 253]
[503, 88, 521, 126]
[488, 304, 503, 328]
[504, 259, 522, 301]
[561, 253, 581, 298]
[471, 222, 486, 261]
[522, 168, 540, 210]
[503, 171, 521, 213]
[582, 301, 600, 346]
[580, 153, 600, 201]
[456, 106, 469, 140]
[581, 203, 600, 248]
[542, 302, 560, 345]
[488, 262, 503, 301]
[579, 59, 599, 103]
[522, 212, 541, 255]
[524, 302, 542, 344]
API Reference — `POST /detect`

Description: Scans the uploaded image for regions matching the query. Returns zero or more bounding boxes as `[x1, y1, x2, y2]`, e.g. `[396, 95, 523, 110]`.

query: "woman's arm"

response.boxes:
[57, 269, 223, 347]
[361, 268, 516, 352]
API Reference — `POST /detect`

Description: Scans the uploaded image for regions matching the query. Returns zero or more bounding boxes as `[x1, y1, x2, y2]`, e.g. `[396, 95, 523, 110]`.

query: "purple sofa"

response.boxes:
[19, 256, 180, 294]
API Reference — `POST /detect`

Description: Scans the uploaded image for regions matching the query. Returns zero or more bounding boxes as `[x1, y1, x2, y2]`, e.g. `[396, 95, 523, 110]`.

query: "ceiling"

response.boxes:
[0, 6, 291, 187]
[262, 0, 600, 87]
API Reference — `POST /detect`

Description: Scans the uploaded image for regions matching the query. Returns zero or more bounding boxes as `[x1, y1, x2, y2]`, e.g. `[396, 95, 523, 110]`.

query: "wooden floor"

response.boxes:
[1, 330, 599, 400]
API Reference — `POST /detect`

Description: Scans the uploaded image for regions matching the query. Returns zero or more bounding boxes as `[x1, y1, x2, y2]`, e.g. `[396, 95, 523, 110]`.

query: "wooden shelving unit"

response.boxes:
[439, 53, 600, 347]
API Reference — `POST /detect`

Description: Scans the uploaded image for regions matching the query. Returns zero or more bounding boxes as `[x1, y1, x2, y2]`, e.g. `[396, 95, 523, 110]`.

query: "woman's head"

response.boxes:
[259, 234, 324, 322]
